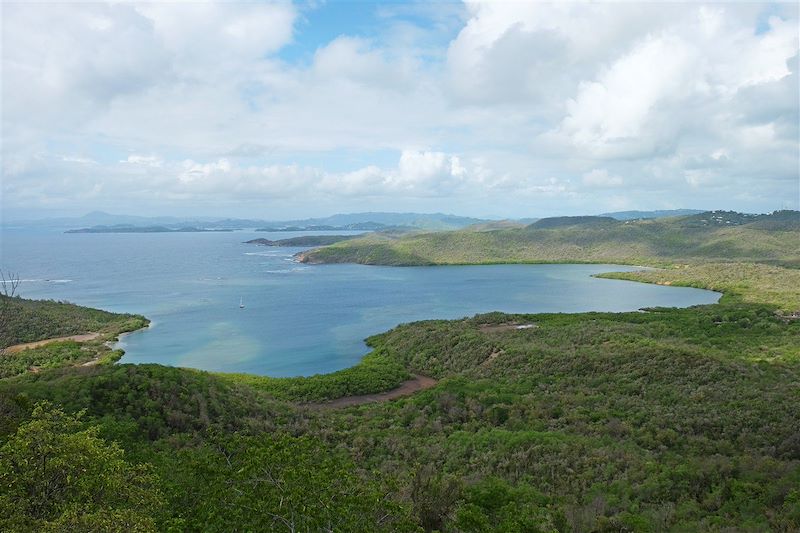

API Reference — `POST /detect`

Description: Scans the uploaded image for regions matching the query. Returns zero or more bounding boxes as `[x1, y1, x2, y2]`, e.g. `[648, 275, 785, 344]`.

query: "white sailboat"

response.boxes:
[239, 297, 245, 309]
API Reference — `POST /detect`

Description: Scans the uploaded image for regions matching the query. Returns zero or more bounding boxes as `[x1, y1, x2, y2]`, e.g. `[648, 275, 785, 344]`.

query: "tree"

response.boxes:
[0, 402, 163, 532]
[166, 431, 420, 532]
[0, 270, 21, 350]
[0, 270, 20, 298]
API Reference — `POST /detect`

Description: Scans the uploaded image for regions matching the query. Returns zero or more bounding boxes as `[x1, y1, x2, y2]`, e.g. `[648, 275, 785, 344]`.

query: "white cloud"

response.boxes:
[1, 1, 798, 217]
[582, 169, 623, 188]
[556, 34, 695, 158]
[62, 156, 96, 165]
[122, 155, 163, 168]
[136, 2, 296, 65]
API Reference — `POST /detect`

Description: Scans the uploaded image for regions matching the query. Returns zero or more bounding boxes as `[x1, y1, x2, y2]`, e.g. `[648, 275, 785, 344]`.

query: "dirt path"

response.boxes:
[3, 333, 100, 354]
[317, 374, 437, 409]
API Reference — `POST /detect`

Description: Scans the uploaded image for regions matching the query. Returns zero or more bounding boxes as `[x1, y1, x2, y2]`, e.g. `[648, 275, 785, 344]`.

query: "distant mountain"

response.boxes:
[12, 211, 488, 232]
[272, 212, 487, 231]
[65, 225, 232, 233]
[529, 216, 617, 229]
[466, 220, 528, 231]
[13, 211, 225, 229]
[256, 222, 413, 232]
[600, 209, 706, 220]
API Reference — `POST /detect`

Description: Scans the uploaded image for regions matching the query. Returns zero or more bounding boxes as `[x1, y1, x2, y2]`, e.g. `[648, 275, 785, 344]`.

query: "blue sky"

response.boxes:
[2, 1, 798, 220]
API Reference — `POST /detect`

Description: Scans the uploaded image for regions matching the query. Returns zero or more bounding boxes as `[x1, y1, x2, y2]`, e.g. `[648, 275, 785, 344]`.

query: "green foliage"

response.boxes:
[0, 364, 296, 439]
[0, 402, 163, 532]
[598, 262, 800, 311]
[223, 351, 410, 403]
[0, 341, 87, 378]
[332, 303, 800, 530]
[299, 210, 800, 267]
[0, 294, 147, 348]
[1, 300, 799, 530]
[160, 431, 419, 532]
[451, 477, 559, 532]
[246, 234, 360, 246]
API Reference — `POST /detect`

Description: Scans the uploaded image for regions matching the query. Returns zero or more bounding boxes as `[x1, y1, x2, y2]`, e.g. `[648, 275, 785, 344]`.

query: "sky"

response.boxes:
[1, 0, 799, 221]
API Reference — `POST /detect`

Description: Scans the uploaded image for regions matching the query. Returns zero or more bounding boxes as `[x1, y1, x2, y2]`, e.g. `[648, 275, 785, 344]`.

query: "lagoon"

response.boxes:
[1, 228, 720, 376]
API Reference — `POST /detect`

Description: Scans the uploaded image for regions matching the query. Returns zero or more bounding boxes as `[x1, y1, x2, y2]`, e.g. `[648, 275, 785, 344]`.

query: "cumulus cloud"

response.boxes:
[1, 1, 798, 217]
[122, 155, 163, 168]
[582, 169, 623, 188]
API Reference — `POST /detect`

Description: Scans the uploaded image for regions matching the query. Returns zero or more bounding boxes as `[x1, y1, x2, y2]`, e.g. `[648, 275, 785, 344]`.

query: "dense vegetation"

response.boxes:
[0, 295, 147, 348]
[598, 262, 800, 312]
[2, 237, 800, 530]
[222, 351, 410, 403]
[298, 210, 800, 267]
[0, 403, 162, 532]
[0, 341, 125, 379]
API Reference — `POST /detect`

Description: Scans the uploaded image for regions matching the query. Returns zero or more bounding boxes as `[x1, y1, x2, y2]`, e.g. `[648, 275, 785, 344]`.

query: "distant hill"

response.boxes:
[273, 212, 487, 231]
[15, 211, 487, 232]
[465, 220, 528, 231]
[600, 209, 706, 220]
[297, 210, 800, 267]
[256, 222, 413, 232]
[675, 210, 800, 230]
[245, 235, 360, 247]
[528, 216, 617, 229]
[65, 225, 232, 233]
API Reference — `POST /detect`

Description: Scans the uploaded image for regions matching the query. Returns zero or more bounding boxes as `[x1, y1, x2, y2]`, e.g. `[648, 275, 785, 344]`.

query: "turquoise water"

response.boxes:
[1, 228, 720, 376]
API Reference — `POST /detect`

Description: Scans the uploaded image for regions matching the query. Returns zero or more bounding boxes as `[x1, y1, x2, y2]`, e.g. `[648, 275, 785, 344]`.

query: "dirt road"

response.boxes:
[3, 333, 100, 354]
[318, 374, 437, 408]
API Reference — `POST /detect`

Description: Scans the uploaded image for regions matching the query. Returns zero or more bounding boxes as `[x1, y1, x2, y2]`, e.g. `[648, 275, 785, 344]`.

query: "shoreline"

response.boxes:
[3, 261, 753, 405]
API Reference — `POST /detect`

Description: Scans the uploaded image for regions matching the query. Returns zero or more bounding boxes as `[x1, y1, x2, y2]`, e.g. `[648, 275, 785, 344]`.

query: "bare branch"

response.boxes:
[0, 270, 20, 298]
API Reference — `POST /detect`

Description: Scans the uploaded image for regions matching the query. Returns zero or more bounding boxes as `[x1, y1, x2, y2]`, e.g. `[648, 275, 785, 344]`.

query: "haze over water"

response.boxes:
[2, 228, 720, 376]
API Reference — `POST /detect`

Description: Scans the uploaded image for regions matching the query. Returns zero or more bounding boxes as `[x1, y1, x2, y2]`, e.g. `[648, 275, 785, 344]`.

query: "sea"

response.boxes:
[0, 228, 721, 376]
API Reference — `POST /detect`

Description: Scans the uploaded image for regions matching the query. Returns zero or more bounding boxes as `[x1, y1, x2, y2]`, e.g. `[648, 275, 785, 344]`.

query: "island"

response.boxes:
[66, 225, 234, 233]
[244, 235, 360, 247]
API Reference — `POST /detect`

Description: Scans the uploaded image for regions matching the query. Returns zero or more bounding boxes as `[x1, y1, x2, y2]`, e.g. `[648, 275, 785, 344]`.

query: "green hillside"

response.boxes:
[298, 210, 800, 267]
[1, 260, 799, 531]
[0, 295, 148, 349]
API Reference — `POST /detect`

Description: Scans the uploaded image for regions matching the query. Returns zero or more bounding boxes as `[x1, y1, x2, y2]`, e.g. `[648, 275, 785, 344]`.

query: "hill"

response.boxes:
[0, 295, 147, 349]
[298, 210, 800, 267]
[245, 235, 360, 247]
[275, 212, 487, 230]
[65, 225, 233, 233]
[528, 216, 618, 229]
[600, 209, 706, 220]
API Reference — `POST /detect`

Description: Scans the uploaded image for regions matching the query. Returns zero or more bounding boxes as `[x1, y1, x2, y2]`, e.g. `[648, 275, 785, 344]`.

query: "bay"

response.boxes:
[0, 228, 720, 376]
